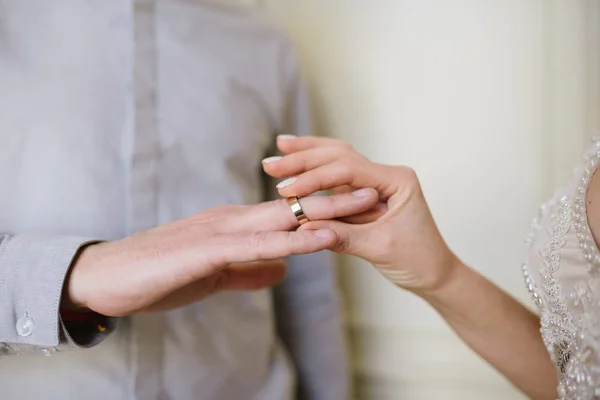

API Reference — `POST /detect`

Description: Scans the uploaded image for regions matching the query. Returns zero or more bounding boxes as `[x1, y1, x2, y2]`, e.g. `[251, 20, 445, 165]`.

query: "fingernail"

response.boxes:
[314, 229, 334, 240]
[276, 177, 297, 189]
[277, 134, 297, 140]
[262, 156, 283, 164]
[351, 188, 373, 197]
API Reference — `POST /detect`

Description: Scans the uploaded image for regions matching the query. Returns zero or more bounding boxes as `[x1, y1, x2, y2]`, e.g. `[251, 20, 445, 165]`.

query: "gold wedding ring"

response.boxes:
[287, 196, 309, 226]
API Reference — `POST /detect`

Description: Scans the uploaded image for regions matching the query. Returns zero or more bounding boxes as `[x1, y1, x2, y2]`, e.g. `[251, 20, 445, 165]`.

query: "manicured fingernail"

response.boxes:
[314, 229, 335, 240]
[262, 156, 283, 164]
[276, 177, 297, 189]
[351, 188, 372, 197]
[277, 134, 297, 140]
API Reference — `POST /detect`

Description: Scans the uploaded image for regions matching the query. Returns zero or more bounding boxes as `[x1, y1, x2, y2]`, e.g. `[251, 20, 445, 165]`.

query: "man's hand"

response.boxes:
[62, 190, 378, 316]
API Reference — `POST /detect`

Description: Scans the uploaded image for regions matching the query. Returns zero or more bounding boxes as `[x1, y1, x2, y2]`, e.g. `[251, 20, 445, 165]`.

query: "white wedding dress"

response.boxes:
[524, 138, 600, 399]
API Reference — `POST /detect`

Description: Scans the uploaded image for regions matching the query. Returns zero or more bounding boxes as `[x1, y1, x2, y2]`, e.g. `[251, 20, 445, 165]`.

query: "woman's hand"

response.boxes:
[265, 136, 559, 400]
[64, 189, 378, 316]
[263, 135, 460, 293]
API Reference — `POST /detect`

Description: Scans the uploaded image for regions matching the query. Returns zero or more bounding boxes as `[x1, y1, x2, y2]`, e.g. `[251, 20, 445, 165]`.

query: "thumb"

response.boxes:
[299, 220, 366, 256]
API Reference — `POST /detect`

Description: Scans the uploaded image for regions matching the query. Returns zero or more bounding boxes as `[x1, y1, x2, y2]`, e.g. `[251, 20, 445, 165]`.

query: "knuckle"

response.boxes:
[285, 231, 297, 246]
[328, 138, 352, 150]
[283, 231, 302, 253]
[258, 200, 286, 218]
[196, 205, 238, 223]
[248, 231, 265, 247]
[340, 141, 354, 151]
[300, 154, 313, 171]
[337, 157, 356, 172]
[247, 231, 269, 258]
[266, 199, 283, 210]
[320, 195, 336, 210]
[329, 144, 352, 156]
[398, 167, 421, 192]
[400, 166, 418, 181]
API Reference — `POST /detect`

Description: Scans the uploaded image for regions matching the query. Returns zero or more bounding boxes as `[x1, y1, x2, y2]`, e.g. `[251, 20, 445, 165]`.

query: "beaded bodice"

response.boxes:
[523, 139, 600, 399]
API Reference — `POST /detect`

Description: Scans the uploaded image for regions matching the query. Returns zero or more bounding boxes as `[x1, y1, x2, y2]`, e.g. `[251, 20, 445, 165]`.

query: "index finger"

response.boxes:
[275, 160, 400, 201]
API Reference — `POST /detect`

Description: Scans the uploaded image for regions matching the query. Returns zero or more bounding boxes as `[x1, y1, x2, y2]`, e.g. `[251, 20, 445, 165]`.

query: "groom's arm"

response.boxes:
[0, 234, 117, 356]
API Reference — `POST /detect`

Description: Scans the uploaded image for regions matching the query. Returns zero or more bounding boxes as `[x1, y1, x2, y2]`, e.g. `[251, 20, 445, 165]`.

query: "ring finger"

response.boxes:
[224, 188, 379, 233]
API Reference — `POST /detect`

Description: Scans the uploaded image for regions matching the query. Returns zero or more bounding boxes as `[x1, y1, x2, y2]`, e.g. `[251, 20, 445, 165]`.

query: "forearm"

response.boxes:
[420, 260, 557, 400]
[263, 136, 558, 398]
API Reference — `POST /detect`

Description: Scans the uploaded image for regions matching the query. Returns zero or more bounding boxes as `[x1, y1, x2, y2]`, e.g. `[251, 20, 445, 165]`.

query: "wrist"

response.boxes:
[61, 242, 104, 312]
[411, 256, 469, 301]
[416, 260, 484, 323]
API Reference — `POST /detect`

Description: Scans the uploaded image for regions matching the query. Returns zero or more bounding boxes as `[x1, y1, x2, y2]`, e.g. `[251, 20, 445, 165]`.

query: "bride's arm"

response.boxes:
[422, 261, 556, 399]
[264, 135, 558, 400]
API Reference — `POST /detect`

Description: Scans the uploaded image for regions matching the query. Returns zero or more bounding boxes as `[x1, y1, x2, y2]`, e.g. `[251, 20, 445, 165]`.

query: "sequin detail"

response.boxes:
[523, 263, 543, 307]
[538, 197, 577, 375]
[522, 202, 547, 308]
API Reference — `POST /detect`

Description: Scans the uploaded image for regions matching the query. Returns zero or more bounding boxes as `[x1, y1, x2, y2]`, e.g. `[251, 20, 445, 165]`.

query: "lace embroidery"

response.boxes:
[532, 138, 600, 399]
[557, 141, 600, 399]
[539, 196, 577, 378]
[522, 200, 551, 308]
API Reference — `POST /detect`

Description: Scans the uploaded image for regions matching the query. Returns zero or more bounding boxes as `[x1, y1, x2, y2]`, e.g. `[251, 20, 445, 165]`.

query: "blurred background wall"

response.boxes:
[254, 0, 599, 398]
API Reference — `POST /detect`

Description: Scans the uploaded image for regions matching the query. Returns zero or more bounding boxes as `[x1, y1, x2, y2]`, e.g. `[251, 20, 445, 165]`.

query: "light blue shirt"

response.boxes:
[0, 1, 349, 399]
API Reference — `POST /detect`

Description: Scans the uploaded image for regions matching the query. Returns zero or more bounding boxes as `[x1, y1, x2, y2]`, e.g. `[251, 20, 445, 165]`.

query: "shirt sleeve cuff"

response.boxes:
[0, 233, 106, 348]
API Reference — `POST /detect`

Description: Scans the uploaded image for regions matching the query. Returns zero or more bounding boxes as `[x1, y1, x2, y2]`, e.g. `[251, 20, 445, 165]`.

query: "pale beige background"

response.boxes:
[236, 0, 599, 398]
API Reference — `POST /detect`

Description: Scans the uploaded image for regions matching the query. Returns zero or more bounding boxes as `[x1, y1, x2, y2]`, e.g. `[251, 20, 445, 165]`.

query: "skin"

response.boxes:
[263, 135, 560, 400]
[63, 189, 379, 317]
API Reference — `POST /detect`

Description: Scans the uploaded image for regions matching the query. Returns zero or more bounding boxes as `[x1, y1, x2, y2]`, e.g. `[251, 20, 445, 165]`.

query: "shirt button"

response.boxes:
[16, 316, 35, 337]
